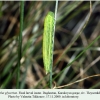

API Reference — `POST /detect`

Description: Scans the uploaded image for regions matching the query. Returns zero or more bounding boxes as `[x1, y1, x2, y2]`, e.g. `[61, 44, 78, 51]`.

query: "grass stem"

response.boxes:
[49, 0, 58, 89]
[16, 1, 24, 89]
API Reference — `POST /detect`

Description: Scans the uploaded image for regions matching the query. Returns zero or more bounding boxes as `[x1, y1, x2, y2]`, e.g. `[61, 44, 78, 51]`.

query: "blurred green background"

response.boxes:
[0, 1, 100, 89]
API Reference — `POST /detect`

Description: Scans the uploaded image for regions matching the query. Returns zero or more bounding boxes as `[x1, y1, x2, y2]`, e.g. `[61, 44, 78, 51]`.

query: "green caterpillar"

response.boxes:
[43, 11, 55, 74]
